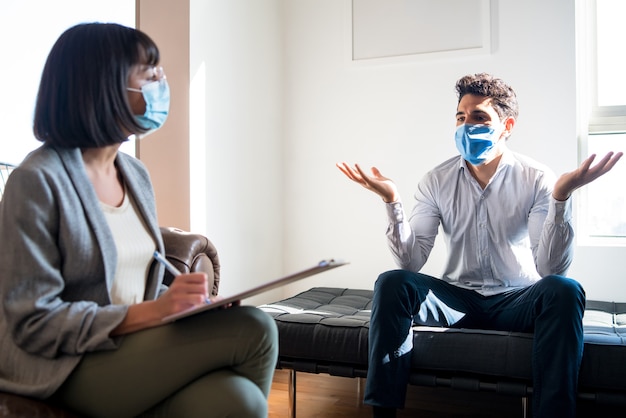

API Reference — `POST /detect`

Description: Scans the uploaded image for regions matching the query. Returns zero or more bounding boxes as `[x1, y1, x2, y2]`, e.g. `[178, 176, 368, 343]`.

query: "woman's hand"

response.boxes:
[155, 272, 210, 316]
[336, 162, 400, 203]
[553, 151, 623, 201]
[111, 272, 209, 336]
[206, 295, 241, 310]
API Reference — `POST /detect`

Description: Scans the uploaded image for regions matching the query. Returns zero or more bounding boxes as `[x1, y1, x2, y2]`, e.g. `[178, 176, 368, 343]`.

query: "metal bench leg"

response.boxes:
[356, 377, 365, 407]
[289, 369, 297, 418]
[522, 396, 528, 418]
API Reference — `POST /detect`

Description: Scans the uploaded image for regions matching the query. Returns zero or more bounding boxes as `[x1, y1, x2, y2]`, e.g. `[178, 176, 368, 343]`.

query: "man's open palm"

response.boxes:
[553, 151, 623, 201]
[337, 162, 399, 203]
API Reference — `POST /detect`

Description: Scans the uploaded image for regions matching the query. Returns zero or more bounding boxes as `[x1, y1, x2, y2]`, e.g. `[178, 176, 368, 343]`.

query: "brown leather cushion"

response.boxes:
[160, 226, 220, 296]
[0, 392, 79, 417]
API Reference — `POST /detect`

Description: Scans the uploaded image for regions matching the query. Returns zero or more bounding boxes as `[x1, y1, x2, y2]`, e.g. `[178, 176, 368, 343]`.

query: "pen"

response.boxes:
[153, 251, 211, 304]
[153, 250, 182, 276]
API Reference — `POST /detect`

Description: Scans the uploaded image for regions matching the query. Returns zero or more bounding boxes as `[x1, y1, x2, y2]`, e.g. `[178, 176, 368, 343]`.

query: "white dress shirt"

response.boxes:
[386, 150, 574, 295]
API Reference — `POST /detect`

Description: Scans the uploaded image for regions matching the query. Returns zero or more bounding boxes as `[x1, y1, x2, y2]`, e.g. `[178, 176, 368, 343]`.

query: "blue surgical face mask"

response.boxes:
[128, 78, 170, 132]
[454, 124, 499, 166]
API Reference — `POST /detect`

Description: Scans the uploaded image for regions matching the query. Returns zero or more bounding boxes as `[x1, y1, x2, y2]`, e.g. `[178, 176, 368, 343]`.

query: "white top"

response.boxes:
[386, 150, 574, 296]
[100, 191, 155, 305]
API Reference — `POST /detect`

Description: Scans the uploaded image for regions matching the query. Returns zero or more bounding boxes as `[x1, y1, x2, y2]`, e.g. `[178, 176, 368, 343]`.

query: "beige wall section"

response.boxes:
[136, 0, 191, 230]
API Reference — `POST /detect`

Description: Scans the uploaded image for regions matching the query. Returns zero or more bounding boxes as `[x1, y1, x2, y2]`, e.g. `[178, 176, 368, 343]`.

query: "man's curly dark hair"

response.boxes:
[455, 73, 519, 120]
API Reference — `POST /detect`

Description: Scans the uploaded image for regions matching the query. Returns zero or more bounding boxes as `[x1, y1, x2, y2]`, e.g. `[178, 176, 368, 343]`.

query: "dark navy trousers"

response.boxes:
[364, 270, 585, 418]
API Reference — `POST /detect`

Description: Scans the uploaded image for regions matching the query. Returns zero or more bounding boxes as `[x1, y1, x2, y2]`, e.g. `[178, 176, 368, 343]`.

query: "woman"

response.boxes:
[0, 23, 278, 417]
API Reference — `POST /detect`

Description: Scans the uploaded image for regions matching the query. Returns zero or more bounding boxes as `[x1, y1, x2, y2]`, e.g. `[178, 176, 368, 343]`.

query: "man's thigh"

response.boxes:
[406, 273, 484, 328]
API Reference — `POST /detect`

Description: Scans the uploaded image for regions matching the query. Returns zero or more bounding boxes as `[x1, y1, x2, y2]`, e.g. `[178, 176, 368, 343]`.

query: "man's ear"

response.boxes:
[503, 117, 516, 138]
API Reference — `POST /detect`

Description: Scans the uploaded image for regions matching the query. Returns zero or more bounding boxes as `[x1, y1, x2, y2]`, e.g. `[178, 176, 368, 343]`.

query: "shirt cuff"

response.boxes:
[549, 196, 573, 224]
[386, 200, 405, 223]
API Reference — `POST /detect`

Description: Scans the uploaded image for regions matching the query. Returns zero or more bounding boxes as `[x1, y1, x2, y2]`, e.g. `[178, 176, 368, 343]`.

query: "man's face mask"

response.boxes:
[454, 123, 502, 166]
[127, 77, 170, 132]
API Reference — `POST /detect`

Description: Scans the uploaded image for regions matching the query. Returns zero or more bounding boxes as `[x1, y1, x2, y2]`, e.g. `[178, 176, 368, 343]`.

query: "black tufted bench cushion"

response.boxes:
[259, 287, 626, 411]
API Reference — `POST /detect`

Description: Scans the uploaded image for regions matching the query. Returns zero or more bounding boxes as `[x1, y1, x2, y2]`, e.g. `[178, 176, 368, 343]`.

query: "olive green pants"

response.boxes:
[51, 306, 278, 418]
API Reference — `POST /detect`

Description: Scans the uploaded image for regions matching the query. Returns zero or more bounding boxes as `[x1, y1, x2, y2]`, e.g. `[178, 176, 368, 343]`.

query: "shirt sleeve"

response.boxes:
[385, 188, 440, 272]
[530, 192, 575, 277]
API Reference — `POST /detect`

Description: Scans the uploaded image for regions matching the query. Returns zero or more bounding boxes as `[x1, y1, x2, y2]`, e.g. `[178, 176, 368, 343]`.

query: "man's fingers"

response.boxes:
[585, 152, 622, 178]
[354, 164, 376, 186]
[370, 166, 380, 177]
[337, 162, 359, 181]
[579, 153, 597, 172]
[599, 151, 623, 173]
[354, 163, 368, 179]
[337, 162, 391, 194]
[336, 162, 351, 177]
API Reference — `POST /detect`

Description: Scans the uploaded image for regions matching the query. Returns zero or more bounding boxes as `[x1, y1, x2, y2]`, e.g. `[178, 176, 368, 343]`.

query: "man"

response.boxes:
[337, 73, 622, 418]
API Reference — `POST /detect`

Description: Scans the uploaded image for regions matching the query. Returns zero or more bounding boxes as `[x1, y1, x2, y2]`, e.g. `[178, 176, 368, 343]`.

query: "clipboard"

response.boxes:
[162, 258, 348, 323]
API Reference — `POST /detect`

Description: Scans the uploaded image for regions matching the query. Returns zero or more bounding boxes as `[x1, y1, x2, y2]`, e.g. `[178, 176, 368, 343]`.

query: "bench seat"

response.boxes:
[259, 287, 626, 411]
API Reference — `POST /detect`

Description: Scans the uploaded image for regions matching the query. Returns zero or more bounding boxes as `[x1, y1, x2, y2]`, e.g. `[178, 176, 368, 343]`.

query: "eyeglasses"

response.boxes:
[127, 66, 166, 93]
[150, 66, 165, 81]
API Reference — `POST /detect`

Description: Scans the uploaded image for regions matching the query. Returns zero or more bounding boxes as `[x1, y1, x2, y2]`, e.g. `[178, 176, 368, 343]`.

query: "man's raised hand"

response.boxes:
[336, 162, 400, 203]
[553, 151, 623, 201]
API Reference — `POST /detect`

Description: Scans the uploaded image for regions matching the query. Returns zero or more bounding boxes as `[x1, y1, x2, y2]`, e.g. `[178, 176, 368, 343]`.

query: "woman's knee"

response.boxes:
[144, 371, 268, 418]
[233, 306, 278, 357]
[219, 380, 268, 418]
[246, 305, 277, 333]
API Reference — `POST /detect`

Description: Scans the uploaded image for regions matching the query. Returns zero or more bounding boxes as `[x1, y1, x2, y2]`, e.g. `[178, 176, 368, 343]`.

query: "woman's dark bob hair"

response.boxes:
[33, 23, 160, 148]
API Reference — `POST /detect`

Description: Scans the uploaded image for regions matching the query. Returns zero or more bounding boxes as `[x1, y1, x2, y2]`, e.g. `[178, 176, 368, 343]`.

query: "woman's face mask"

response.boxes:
[454, 123, 501, 166]
[127, 75, 170, 132]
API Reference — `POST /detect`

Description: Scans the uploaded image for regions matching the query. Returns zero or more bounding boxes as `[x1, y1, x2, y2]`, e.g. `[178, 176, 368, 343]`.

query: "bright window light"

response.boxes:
[0, 1, 135, 165]
[584, 133, 626, 238]
[596, 0, 626, 107]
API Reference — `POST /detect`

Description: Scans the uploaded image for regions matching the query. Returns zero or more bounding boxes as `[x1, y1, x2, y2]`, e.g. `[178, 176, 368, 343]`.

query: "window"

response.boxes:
[0, 1, 135, 165]
[577, 0, 626, 243]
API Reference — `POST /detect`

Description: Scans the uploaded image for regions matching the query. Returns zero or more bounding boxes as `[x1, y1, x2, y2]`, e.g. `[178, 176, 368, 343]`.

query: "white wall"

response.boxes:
[189, 0, 285, 301]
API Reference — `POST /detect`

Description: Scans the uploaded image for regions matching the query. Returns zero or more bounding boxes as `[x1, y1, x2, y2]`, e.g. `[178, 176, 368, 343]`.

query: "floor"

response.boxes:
[267, 370, 624, 418]
[267, 370, 524, 417]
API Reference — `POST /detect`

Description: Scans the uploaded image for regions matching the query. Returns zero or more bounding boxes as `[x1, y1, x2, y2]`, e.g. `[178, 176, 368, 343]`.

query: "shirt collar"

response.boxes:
[457, 148, 515, 172]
